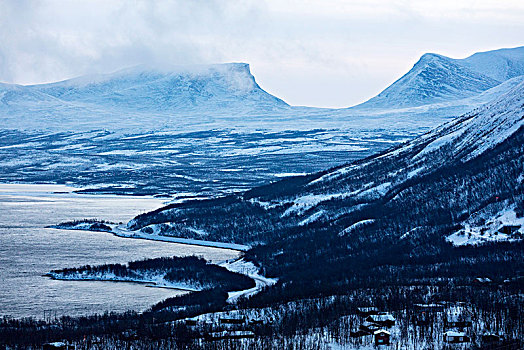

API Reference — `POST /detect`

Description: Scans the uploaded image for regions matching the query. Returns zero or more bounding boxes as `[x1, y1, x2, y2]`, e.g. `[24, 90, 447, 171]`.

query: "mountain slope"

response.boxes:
[128, 79, 524, 253]
[459, 46, 524, 81]
[122, 78, 524, 306]
[359, 53, 500, 108]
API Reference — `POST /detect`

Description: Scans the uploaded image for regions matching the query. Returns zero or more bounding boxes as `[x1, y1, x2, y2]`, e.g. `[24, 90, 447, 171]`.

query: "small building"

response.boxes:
[499, 225, 521, 235]
[443, 331, 470, 343]
[366, 313, 396, 327]
[359, 321, 381, 333]
[374, 330, 391, 346]
[357, 306, 379, 317]
[43, 342, 71, 350]
[219, 315, 246, 325]
[474, 277, 493, 285]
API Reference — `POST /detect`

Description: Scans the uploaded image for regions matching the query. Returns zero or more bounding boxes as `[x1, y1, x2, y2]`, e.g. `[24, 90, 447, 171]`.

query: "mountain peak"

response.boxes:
[418, 52, 446, 62]
[356, 50, 505, 109]
[0, 62, 290, 130]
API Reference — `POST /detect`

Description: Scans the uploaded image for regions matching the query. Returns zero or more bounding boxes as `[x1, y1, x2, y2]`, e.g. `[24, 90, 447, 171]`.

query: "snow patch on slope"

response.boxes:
[298, 210, 326, 226]
[446, 206, 523, 246]
[338, 219, 375, 237]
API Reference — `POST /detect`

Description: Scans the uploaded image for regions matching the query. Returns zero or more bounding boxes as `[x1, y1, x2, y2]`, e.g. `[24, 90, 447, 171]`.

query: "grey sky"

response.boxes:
[1, 0, 523, 107]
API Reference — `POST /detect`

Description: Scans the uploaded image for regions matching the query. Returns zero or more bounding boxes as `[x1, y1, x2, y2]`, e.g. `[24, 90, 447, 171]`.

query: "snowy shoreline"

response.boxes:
[112, 224, 250, 252]
[50, 222, 250, 252]
[48, 223, 275, 304]
[46, 272, 201, 292]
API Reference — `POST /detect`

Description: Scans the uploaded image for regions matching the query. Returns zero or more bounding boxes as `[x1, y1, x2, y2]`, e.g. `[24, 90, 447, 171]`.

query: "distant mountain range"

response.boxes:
[1, 46, 524, 132]
[1, 46, 523, 198]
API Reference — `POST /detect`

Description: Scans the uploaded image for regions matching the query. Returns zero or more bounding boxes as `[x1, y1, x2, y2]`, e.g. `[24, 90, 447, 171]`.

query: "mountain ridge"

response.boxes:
[459, 46, 524, 81]
[0, 62, 290, 126]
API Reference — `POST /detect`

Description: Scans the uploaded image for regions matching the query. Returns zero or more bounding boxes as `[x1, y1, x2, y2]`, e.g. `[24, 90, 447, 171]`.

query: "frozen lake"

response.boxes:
[0, 184, 239, 319]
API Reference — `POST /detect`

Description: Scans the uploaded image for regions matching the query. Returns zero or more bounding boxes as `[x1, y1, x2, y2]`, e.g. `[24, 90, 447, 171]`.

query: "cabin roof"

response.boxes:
[368, 313, 395, 322]
[444, 331, 466, 337]
[475, 277, 492, 283]
[357, 306, 378, 311]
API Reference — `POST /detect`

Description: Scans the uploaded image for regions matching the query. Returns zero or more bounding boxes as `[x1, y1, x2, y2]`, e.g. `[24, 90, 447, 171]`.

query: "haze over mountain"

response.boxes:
[35, 63, 288, 111]
[0, 63, 291, 131]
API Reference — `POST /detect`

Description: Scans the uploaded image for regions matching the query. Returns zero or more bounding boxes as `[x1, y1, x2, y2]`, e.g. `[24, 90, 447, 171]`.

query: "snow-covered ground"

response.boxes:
[47, 271, 201, 292]
[447, 206, 523, 246]
[111, 224, 250, 251]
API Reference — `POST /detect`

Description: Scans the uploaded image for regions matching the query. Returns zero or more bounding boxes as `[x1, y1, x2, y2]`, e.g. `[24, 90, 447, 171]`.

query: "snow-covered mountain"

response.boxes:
[0, 63, 290, 130]
[33, 63, 288, 111]
[459, 46, 524, 81]
[357, 46, 524, 109]
[2, 48, 524, 133]
[2, 47, 523, 197]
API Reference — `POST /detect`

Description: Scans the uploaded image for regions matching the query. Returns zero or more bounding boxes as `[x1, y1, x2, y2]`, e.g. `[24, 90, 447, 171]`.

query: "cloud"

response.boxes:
[0, 0, 264, 83]
[0, 0, 523, 107]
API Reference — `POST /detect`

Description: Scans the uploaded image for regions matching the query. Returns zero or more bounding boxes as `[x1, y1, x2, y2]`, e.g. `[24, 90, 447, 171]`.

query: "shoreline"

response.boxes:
[111, 228, 250, 252]
[46, 273, 201, 293]
[50, 223, 250, 252]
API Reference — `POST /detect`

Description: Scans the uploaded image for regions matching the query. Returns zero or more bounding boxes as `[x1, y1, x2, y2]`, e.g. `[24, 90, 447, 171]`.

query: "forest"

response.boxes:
[50, 256, 255, 292]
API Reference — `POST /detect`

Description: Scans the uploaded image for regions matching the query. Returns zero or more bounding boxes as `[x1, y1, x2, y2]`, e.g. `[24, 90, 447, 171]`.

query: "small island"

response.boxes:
[48, 219, 116, 232]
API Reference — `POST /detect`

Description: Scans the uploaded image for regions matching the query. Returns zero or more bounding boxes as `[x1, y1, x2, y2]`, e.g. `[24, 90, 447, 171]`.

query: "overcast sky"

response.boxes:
[1, 0, 523, 107]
